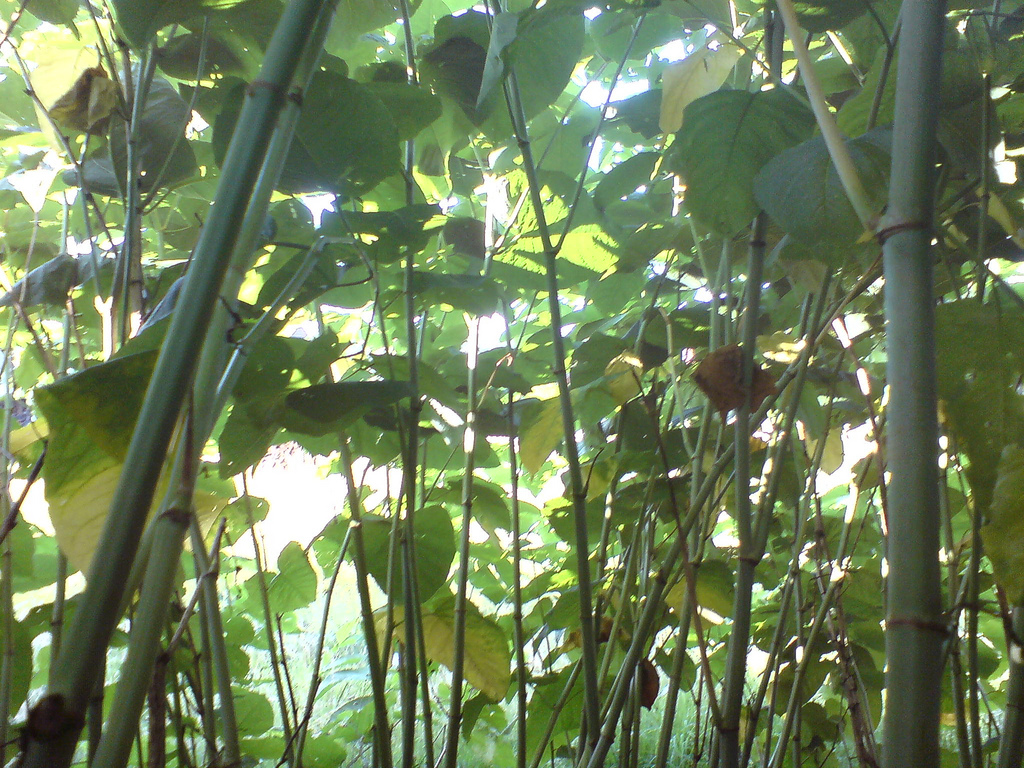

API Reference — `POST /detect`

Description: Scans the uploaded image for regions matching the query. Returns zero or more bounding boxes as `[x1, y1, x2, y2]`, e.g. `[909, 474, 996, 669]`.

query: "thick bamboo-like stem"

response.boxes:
[880, 2, 947, 766]
[88, 50, 334, 766]
[91, 479, 197, 768]
[94, 233, 323, 768]
[16, 5, 330, 765]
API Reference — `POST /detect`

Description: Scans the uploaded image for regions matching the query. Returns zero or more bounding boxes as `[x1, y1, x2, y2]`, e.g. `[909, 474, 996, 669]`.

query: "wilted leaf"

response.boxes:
[48, 65, 119, 134]
[692, 344, 777, 419]
[639, 658, 659, 709]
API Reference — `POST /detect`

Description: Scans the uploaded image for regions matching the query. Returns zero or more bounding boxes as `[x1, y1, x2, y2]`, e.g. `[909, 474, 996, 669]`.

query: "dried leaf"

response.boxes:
[48, 66, 119, 134]
[692, 343, 776, 418]
[638, 658, 659, 709]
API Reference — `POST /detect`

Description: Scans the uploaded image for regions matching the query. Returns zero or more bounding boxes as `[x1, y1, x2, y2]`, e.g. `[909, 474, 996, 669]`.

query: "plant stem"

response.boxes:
[775, 0, 878, 231]
[718, 214, 767, 768]
[879, 1, 947, 766]
[18, 4, 331, 764]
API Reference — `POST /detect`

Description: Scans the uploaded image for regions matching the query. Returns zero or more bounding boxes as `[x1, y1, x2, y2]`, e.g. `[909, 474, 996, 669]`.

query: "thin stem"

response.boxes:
[775, 0, 878, 231]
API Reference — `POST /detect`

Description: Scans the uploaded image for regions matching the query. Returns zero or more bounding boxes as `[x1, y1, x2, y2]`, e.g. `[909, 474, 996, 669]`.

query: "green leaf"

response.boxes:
[25, 0, 79, 26]
[233, 335, 295, 403]
[754, 127, 891, 254]
[837, 48, 896, 136]
[214, 71, 402, 195]
[0, 254, 77, 308]
[669, 89, 814, 236]
[410, 272, 505, 315]
[231, 688, 276, 736]
[359, 504, 456, 603]
[268, 541, 318, 612]
[364, 82, 443, 141]
[0, 620, 33, 715]
[156, 31, 252, 79]
[111, 0, 250, 49]
[420, 13, 490, 122]
[936, 300, 1024, 510]
[83, 77, 198, 196]
[476, 12, 519, 111]
[219, 401, 280, 478]
[33, 347, 229, 571]
[590, 8, 682, 63]
[37, 351, 158, 475]
[280, 380, 413, 436]
[507, 3, 585, 121]
[982, 446, 1024, 603]
[593, 152, 660, 213]
[777, 0, 871, 32]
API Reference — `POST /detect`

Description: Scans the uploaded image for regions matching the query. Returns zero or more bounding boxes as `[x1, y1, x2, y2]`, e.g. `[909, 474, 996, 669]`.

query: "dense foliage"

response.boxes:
[1, 0, 1023, 766]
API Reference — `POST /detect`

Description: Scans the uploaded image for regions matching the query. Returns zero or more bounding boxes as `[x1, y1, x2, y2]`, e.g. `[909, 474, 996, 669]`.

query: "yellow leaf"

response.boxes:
[519, 398, 563, 476]
[46, 462, 228, 575]
[378, 596, 511, 701]
[659, 43, 741, 133]
[604, 351, 643, 405]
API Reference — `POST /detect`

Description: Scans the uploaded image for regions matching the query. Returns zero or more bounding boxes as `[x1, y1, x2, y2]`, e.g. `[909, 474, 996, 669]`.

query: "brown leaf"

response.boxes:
[638, 658, 659, 709]
[692, 343, 777, 419]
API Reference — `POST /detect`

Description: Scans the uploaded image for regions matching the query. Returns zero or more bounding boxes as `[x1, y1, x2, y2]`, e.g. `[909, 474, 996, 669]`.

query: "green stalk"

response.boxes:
[395, 2, 423, 761]
[244, 491, 296, 766]
[718, 214, 767, 768]
[996, 606, 1024, 767]
[189, 515, 240, 765]
[967, 502, 983, 768]
[653, 591, 694, 768]
[587, 285, 851, 768]
[500, 53, 602, 761]
[0, 504, 11, 768]
[528, 662, 584, 768]
[90, 438, 199, 768]
[337, 439, 394, 768]
[83, 41, 334, 767]
[775, 0, 877, 231]
[18, 4, 330, 765]
[293, 526, 350, 765]
[880, 3, 947, 766]
[117, 45, 158, 344]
